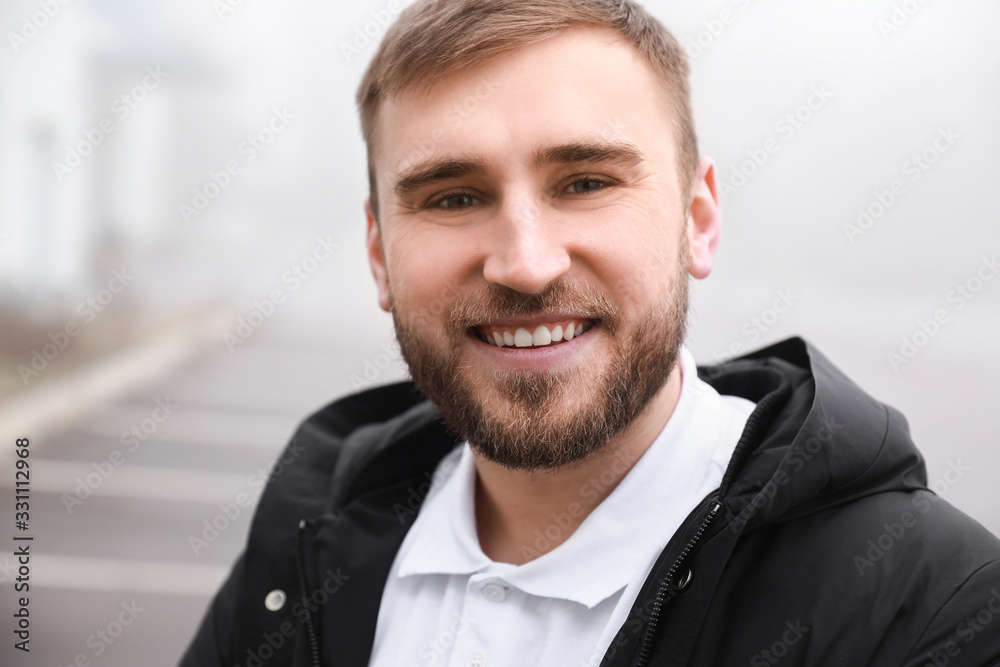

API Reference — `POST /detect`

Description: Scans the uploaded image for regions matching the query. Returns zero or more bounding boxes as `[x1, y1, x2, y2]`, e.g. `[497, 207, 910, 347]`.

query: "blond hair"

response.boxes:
[356, 0, 698, 219]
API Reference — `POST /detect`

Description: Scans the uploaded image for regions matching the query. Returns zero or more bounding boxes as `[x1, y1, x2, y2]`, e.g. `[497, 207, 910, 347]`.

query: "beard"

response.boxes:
[389, 248, 690, 472]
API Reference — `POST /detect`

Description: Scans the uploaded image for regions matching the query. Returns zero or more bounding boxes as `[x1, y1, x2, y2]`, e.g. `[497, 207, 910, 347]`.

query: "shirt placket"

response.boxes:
[447, 573, 514, 667]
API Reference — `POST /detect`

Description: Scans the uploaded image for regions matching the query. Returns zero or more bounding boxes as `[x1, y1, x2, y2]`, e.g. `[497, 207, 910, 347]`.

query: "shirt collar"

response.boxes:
[396, 443, 491, 578]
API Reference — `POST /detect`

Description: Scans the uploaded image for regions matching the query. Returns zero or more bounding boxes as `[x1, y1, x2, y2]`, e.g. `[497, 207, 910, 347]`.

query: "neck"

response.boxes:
[473, 361, 684, 564]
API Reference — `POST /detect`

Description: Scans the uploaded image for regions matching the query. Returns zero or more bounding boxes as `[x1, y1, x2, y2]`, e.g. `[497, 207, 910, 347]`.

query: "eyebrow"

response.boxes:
[391, 139, 646, 198]
[533, 140, 646, 170]
[393, 157, 488, 198]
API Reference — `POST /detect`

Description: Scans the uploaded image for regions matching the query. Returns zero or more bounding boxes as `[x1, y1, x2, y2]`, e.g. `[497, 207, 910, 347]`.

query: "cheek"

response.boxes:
[384, 227, 472, 321]
[573, 203, 683, 308]
[607, 258, 665, 312]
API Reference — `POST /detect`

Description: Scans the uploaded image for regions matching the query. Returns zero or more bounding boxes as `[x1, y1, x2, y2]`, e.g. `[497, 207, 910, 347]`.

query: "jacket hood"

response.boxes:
[705, 337, 928, 535]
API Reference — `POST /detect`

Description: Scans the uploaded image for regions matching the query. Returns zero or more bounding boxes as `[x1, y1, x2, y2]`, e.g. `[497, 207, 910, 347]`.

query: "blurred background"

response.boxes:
[0, 0, 997, 664]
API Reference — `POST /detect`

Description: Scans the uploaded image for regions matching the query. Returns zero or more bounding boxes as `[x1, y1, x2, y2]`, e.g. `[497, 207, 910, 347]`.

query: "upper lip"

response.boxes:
[471, 314, 598, 328]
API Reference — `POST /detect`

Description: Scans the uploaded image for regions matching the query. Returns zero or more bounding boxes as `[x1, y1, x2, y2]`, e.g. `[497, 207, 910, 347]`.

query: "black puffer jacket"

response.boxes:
[180, 338, 1000, 666]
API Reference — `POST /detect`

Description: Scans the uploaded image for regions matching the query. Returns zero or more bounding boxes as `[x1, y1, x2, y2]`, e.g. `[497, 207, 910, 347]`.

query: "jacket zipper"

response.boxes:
[297, 519, 322, 667]
[634, 500, 723, 667]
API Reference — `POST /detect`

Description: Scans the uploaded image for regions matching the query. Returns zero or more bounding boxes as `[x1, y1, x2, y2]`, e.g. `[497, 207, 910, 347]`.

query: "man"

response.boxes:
[181, 1, 1000, 665]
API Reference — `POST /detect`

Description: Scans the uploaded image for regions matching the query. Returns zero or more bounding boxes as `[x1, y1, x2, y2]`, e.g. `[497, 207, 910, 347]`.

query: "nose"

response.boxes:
[481, 196, 571, 294]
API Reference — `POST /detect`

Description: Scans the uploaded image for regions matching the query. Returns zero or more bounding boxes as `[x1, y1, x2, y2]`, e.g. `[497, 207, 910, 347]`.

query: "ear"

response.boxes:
[365, 198, 391, 312]
[686, 156, 722, 280]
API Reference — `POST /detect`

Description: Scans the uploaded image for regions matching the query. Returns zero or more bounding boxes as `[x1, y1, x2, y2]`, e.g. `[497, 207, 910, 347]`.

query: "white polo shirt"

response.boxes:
[368, 347, 756, 667]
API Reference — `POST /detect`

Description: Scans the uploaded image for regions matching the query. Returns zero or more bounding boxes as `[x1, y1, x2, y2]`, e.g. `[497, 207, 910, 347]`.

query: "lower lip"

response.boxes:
[466, 323, 600, 370]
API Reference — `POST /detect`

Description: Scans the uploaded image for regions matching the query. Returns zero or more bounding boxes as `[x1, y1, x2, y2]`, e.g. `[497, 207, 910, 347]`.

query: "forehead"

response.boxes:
[374, 27, 677, 177]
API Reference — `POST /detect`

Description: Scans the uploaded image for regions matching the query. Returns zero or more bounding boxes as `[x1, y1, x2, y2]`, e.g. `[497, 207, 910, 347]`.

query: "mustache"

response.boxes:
[446, 280, 623, 333]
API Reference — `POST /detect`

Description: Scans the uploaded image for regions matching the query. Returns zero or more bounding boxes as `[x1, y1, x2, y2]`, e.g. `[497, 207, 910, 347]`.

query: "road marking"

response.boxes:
[74, 405, 296, 447]
[0, 552, 229, 595]
[0, 459, 253, 503]
[0, 311, 232, 452]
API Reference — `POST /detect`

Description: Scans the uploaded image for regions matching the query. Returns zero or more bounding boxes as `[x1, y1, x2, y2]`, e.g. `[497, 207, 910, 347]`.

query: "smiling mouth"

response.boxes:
[472, 318, 598, 349]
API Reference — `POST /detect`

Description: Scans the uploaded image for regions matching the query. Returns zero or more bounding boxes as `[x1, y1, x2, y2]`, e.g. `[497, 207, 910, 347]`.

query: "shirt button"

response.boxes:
[481, 583, 506, 602]
[468, 651, 487, 667]
[264, 589, 286, 611]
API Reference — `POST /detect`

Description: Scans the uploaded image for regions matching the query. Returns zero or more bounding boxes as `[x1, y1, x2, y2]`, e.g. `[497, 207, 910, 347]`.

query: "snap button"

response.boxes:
[481, 583, 506, 602]
[264, 589, 287, 611]
[468, 651, 487, 666]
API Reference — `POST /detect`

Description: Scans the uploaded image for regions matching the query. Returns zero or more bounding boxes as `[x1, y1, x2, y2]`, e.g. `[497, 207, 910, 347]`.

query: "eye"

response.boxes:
[429, 191, 479, 210]
[564, 177, 613, 195]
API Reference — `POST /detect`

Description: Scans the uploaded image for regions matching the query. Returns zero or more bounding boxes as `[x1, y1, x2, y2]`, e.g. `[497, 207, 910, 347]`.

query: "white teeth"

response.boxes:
[481, 321, 593, 348]
[514, 327, 533, 348]
[532, 326, 552, 346]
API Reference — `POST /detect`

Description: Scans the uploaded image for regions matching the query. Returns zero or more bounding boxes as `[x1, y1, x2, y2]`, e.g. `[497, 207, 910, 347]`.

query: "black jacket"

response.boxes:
[180, 338, 1000, 666]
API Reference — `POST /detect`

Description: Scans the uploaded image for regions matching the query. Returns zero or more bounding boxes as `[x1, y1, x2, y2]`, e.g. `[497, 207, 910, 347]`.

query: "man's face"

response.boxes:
[366, 28, 719, 471]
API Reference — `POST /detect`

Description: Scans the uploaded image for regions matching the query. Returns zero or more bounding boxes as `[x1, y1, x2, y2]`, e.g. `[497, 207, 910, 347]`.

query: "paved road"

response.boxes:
[0, 322, 373, 667]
